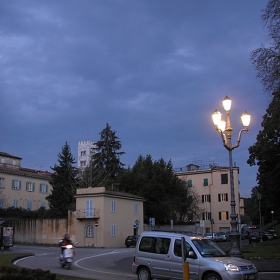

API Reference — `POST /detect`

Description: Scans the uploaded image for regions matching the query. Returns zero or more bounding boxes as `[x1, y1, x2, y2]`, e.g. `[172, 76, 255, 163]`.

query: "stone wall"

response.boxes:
[13, 214, 76, 245]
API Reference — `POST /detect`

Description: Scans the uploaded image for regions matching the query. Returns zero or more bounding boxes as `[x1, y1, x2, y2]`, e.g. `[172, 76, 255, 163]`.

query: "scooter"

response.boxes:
[59, 243, 76, 270]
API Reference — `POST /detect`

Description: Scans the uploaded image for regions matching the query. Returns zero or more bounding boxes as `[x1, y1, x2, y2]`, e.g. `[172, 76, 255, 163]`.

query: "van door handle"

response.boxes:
[166, 255, 171, 260]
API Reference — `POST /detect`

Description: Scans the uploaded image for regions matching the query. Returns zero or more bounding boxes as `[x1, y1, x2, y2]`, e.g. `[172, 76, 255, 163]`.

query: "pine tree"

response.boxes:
[90, 123, 125, 187]
[46, 142, 78, 216]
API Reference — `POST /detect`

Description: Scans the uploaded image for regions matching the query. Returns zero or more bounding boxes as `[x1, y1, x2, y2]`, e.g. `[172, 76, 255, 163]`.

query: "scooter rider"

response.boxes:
[60, 234, 73, 254]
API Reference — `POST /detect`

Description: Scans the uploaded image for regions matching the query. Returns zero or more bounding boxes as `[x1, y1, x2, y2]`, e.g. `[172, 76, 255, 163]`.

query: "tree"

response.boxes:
[248, 0, 280, 223]
[118, 155, 201, 224]
[247, 92, 280, 223]
[46, 142, 78, 216]
[89, 123, 125, 188]
[251, 0, 280, 94]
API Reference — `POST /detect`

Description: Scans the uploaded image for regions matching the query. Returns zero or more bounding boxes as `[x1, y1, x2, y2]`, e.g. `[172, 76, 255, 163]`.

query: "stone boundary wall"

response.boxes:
[13, 215, 76, 245]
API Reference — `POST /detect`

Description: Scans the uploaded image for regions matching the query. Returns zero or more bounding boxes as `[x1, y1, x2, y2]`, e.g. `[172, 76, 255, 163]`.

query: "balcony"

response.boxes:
[76, 208, 100, 221]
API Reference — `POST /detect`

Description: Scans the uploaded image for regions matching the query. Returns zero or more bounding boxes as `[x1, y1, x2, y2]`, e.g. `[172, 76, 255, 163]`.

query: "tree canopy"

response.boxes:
[118, 155, 200, 224]
[46, 142, 78, 216]
[251, 0, 280, 94]
[88, 123, 125, 188]
[248, 0, 280, 223]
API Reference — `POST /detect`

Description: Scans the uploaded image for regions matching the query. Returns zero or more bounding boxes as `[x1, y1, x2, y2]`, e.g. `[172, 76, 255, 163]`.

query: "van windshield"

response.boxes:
[192, 239, 227, 257]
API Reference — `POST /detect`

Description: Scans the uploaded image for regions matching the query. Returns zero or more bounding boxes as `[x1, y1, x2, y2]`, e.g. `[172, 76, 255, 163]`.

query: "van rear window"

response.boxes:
[139, 236, 171, 254]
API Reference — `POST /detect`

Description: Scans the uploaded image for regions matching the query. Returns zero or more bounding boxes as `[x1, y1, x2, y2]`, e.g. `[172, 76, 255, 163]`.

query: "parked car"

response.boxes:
[204, 232, 220, 241]
[268, 229, 278, 239]
[248, 231, 268, 244]
[132, 231, 258, 280]
[217, 231, 229, 241]
[125, 235, 138, 247]
[263, 231, 274, 240]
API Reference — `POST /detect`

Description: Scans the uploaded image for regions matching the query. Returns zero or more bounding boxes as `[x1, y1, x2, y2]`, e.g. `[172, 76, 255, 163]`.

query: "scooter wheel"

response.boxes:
[66, 262, 71, 270]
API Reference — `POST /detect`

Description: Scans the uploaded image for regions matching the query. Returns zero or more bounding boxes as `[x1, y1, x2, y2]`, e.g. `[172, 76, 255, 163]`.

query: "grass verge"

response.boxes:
[0, 253, 93, 280]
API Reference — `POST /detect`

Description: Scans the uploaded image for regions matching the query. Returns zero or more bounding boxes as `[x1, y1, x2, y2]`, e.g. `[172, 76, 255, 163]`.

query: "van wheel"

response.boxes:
[204, 272, 222, 280]
[138, 267, 152, 280]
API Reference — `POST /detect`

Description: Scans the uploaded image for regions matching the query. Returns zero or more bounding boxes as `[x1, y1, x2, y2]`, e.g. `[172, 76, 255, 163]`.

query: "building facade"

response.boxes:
[175, 163, 241, 234]
[77, 139, 96, 170]
[0, 152, 52, 210]
[75, 187, 144, 247]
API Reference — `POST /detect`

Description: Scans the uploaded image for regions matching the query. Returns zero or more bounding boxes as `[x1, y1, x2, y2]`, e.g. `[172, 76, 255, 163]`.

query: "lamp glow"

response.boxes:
[222, 96, 232, 111]
[212, 110, 222, 126]
[241, 111, 251, 127]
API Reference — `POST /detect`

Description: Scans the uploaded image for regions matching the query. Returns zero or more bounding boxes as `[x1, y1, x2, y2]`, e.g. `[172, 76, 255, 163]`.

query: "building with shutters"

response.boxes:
[175, 162, 242, 234]
[0, 152, 52, 210]
[74, 186, 144, 247]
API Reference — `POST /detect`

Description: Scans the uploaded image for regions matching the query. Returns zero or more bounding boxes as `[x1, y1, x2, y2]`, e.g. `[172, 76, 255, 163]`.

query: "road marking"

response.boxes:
[75, 250, 134, 277]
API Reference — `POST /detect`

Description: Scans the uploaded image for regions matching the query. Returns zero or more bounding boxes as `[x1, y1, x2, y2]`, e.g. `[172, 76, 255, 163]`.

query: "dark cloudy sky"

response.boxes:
[1, 1, 271, 197]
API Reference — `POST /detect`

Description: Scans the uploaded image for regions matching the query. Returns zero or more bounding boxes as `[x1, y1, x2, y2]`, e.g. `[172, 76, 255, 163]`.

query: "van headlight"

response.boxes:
[224, 263, 240, 272]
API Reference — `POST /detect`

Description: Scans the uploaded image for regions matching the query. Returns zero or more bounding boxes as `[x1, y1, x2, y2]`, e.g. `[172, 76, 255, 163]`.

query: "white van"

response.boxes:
[132, 231, 258, 280]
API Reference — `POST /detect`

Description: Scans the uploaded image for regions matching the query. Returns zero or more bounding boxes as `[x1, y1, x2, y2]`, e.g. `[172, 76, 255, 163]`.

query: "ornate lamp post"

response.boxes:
[212, 96, 251, 257]
[257, 193, 263, 242]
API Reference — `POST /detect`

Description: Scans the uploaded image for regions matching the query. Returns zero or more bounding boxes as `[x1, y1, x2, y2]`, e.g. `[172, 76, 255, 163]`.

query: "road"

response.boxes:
[11, 245, 136, 280]
[3, 244, 280, 280]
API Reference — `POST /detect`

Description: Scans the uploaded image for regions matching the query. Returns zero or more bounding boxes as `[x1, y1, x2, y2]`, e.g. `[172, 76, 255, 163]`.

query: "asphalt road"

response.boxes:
[3, 244, 280, 280]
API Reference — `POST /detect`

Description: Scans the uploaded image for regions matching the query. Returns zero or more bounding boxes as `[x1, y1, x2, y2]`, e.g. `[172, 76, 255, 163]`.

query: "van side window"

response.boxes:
[174, 239, 193, 257]
[139, 237, 154, 252]
[153, 237, 171, 254]
[139, 237, 171, 254]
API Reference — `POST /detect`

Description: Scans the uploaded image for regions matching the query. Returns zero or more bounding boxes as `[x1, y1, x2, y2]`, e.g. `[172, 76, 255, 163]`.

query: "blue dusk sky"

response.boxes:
[1, 1, 271, 197]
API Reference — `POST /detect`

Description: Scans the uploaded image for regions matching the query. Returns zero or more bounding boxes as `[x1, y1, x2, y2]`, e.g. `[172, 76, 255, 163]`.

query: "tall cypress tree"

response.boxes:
[46, 142, 77, 216]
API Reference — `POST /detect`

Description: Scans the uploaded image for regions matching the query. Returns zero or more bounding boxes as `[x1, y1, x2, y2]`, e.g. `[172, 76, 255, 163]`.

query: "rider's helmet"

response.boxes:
[64, 233, 70, 240]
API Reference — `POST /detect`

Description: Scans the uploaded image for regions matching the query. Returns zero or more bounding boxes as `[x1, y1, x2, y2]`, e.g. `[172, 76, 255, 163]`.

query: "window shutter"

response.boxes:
[26, 182, 28, 191]
[219, 212, 221, 220]
[226, 193, 228, 201]
[226, 211, 229, 220]
[218, 194, 221, 202]
[202, 195, 204, 203]
[209, 195, 211, 203]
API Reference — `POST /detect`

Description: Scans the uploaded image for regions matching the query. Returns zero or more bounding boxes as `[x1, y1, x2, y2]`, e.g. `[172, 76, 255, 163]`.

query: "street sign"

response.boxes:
[135, 220, 139, 228]
[95, 221, 99, 227]
[149, 217, 155, 227]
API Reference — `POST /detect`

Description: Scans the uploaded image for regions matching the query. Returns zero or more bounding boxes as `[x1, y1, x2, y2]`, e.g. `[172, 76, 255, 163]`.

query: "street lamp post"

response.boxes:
[212, 96, 251, 257]
[257, 193, 263, 242]
[271, 210, 274, 225]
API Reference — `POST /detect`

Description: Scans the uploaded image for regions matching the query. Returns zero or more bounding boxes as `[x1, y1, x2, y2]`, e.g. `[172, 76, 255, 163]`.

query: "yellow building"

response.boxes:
[0, 152, 52, 210]
[75, 186, 144, 247]
[175, 163, 241, 234]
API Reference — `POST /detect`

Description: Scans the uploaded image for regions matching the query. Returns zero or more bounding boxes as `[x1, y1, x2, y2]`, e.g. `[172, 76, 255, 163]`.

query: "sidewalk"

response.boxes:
[250, 258, 280, 272]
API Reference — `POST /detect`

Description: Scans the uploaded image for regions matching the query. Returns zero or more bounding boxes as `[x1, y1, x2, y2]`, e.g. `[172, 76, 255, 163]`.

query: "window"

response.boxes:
[80, 160, 86, 167]
[0, 178, 5, 188]
[202, 194, 211, 203]
[111, 200, 116, 213]
[12, 180, 21, 190]
[134, 203, 138, 214]
[139, 237, 171, 254]
[81, 150, 86, 156]
[202, 212, 211, 220]
[111, 224, 116, 236]
[219, 211, 229, 220]
[13, 199, 18, 208]
[26, 182, 35, 192]
[187, 180, 192, 187]
[26, 201, 32, 210]
[86, 225, 93, 237]
[38, 202, 45, 208]
[203, 178, 208, 186]
[218, 193, 228, 202]
[173, 239, 193, 257]
[86, 200, 93, 218]
[40, 184, 48, 193]
[0, 198, 4, 208]
[221, 174, 228, 184]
